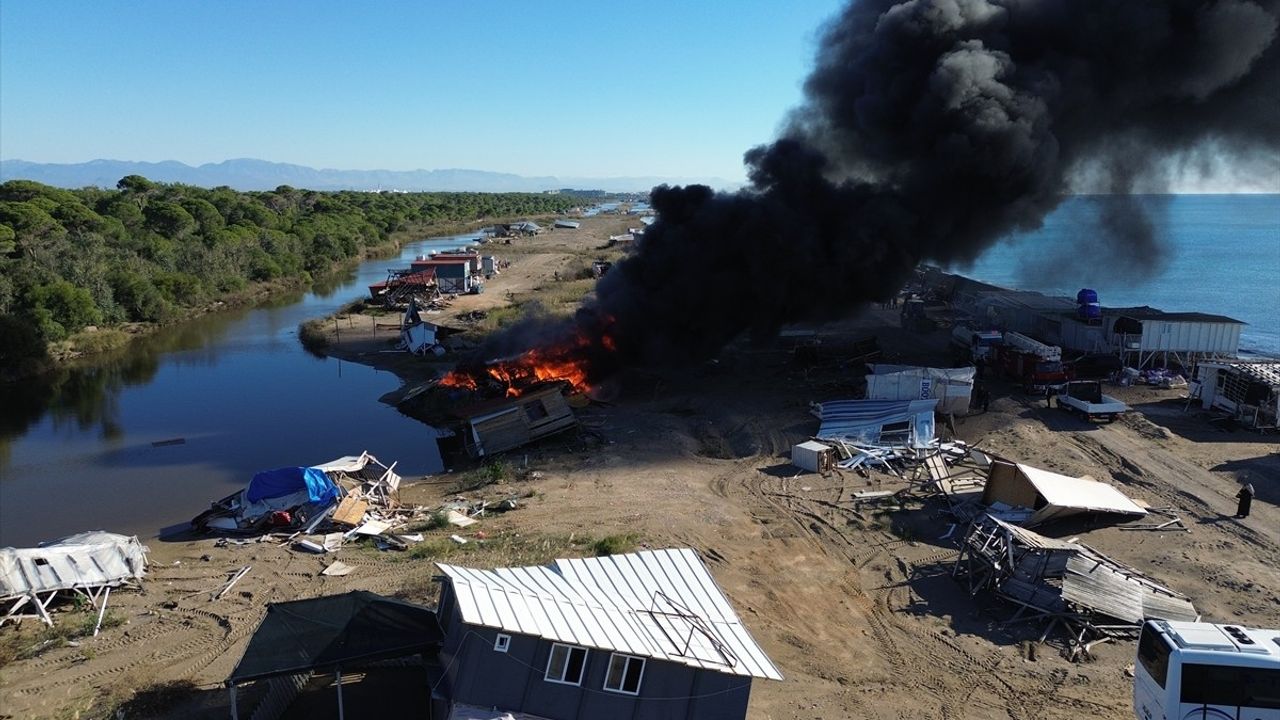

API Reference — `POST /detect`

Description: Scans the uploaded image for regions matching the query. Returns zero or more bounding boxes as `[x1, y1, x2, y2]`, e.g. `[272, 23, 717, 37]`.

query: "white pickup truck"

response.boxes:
[1056, 380, 1128, 423]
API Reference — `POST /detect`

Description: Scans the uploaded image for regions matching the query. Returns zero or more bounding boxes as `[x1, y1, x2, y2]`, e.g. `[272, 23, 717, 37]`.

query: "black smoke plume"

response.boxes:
[481, 0, 1280, 381]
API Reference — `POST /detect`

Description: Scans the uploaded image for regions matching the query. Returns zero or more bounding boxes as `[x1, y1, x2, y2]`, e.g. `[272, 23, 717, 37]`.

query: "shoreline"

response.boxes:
[0, 218, 511, 385]
[2, 215, 1277, 719]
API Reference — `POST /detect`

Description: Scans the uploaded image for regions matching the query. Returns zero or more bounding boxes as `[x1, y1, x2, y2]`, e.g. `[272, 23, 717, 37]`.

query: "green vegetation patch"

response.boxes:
[0, 177, 582, 368]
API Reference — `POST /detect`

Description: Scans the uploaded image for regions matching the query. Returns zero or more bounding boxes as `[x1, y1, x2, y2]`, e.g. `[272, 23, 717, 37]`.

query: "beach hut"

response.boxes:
[1190, 361, 1280, 430]
[433, 548, 781, 720]
[456, 385, 577, 457]
[811, 398, 939, 448]
[1110, 308, 1245, 369]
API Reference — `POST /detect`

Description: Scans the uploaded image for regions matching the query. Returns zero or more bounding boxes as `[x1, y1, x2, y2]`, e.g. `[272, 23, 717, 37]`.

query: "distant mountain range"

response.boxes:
[0, 158, 739, 194]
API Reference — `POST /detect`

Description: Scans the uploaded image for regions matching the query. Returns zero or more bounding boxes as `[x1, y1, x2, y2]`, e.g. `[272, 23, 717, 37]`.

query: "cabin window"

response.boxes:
[604, 653, 645, 695]
[545, 643, 587, 686]
[524, 400, 549, 422]
[494, 634, 511, 653]
[34, 558, 49, 567]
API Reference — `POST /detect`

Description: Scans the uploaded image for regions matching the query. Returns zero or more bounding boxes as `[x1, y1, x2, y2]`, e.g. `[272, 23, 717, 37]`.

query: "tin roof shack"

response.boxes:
[812, 398, 939, 449]
[226, 591, 444, 720]
[1191, 361, 1280, 431]
[866, 364, 975, 415]
[456, 384, 577, 458]
[1, 532, 147, 628]
[412, 258, 475, 295]
[433, 548, 781, 720]
[981, 459, 1147, 527]
[1111, 308, 1244, 369]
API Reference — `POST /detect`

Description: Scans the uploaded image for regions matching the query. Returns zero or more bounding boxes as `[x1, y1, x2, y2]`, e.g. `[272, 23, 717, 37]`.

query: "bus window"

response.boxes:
[1180, 663, 1280, 709]
[1137, 624, 1170, 688]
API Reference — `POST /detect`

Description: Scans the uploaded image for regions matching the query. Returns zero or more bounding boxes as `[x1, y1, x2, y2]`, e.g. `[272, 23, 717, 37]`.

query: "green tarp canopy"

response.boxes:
[227, 590, 443, 685]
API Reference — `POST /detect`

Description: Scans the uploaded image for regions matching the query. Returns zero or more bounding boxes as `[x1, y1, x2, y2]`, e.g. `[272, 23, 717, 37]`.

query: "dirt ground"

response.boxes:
[2, 216, 1277, 720]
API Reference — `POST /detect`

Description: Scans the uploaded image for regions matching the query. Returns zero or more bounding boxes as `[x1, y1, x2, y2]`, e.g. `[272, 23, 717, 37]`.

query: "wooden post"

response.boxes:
[333, 316, 340, 342]
[336, 668, 345, 720]
[92, 586, 111, 636]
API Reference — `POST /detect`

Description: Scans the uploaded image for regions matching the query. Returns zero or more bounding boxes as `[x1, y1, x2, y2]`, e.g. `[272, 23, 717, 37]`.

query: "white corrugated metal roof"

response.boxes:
[438, 548, 782, 680]
[1, 532, 148, 598]
[1015, 463, 1147, 522]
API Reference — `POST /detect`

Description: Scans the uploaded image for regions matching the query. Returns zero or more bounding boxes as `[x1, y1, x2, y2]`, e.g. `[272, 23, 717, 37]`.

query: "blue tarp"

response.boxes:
[246, 467, 339, 505]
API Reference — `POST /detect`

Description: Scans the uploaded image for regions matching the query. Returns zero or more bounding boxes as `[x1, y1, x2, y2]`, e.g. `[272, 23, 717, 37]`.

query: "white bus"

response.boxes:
[1135, 619, 1280, 720]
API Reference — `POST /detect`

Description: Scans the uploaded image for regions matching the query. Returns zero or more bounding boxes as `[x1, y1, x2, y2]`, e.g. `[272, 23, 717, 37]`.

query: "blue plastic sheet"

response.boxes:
[246, 467, 339, 504]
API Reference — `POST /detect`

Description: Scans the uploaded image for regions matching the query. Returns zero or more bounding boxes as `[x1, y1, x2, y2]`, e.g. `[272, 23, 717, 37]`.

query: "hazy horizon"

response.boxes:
[4, 2, 1276, 193]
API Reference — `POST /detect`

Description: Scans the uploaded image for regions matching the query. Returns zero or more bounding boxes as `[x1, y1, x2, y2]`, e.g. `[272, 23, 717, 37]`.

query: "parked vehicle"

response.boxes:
[999, 332, 1071, 391]
[900, 297, 934, 332]
[1133, 619, 1280, 720]
[1056, 380, 1128, 422]
[951, 326, 1003, 363]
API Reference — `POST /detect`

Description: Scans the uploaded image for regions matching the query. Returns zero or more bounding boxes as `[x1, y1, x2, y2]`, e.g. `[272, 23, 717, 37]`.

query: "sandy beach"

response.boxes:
[2, 215, 1276, 720]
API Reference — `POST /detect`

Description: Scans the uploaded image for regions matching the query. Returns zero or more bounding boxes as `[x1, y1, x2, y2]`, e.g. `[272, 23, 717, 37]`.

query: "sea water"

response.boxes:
[951, 194, 1280, 358]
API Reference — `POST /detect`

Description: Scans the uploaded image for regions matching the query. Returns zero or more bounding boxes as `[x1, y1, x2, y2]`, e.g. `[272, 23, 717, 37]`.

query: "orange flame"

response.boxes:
[439, 328, 610, 397]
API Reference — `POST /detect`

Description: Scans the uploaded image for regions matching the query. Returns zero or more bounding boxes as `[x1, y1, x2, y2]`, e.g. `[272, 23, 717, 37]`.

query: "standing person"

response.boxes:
[1045, 385, 1055, 408]
[1234, 480, 1255, 518]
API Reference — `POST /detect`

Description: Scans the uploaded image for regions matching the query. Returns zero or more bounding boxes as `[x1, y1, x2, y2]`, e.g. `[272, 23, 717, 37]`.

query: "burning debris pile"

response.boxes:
[462, 0, 1279, 385]
[442, 317, 618, 398]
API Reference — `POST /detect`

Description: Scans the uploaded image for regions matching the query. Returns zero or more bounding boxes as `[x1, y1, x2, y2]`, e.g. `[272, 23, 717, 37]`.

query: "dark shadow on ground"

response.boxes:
[280, 666, 432, 720]
[757, 462, 805, 479]
[1130, 398, 1277, 444]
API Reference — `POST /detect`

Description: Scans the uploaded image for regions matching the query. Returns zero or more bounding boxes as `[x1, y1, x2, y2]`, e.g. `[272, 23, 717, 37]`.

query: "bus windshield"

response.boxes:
[1137, 623, 1170, 688]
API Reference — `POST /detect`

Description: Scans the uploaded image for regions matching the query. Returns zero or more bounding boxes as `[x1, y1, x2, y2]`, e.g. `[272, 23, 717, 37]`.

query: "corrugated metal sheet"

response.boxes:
[1063, 554, 1197, 624]
[1, 532, 147, 598]
[813, 398, 938, 448]
[438, 548, 782, 680]
[1225, 362, 1280, 387]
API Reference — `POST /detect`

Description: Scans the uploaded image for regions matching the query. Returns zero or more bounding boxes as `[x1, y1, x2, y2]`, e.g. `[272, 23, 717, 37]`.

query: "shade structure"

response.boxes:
[228, 591, 443, 685]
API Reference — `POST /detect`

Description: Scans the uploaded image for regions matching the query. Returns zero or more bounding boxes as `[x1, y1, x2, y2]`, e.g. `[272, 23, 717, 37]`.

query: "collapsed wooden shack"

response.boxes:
[1, 532, 147, 628]
[954, 515, 1197, 653]
[980, 459, 1147, 526]
[455, 384, 578, 458]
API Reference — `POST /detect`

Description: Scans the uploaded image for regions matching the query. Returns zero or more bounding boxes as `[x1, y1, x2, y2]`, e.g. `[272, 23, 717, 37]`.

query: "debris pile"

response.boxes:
[953, 515, 1197, 658]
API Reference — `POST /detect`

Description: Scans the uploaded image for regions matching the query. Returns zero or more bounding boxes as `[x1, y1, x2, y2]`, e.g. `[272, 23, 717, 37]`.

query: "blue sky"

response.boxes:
[0, 0, 846, 181]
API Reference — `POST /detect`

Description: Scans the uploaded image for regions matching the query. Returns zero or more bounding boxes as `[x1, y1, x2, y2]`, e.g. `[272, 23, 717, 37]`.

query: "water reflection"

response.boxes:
[0, 235, 476, 546]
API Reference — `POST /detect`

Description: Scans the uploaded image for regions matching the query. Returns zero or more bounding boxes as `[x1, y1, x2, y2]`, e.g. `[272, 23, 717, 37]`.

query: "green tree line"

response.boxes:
[0, 176, 582, 369]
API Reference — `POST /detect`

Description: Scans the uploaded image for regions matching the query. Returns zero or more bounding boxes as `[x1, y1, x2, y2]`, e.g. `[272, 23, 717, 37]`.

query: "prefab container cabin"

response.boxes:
[456, 385, 577, 458]
[433, 548, 781, 720]
[1190, 361, 1280, 430]
[411, 258, 474, 294]
[1110, 308, 1244, 369]
[865, 364, 976, 415]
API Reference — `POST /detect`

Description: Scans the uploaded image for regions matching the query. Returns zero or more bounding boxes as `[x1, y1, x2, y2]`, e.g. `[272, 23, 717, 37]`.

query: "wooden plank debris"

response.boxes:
[213, 566, 251, 601]
[331, 496, 369, 527]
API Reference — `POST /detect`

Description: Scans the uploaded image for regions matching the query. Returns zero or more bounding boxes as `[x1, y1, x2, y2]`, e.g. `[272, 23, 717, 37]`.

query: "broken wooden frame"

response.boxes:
[952, 515, 1197, 658]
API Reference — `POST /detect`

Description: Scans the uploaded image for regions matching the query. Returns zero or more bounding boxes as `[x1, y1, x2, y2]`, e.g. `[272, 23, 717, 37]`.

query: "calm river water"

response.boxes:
[0, 235, 479, 547]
